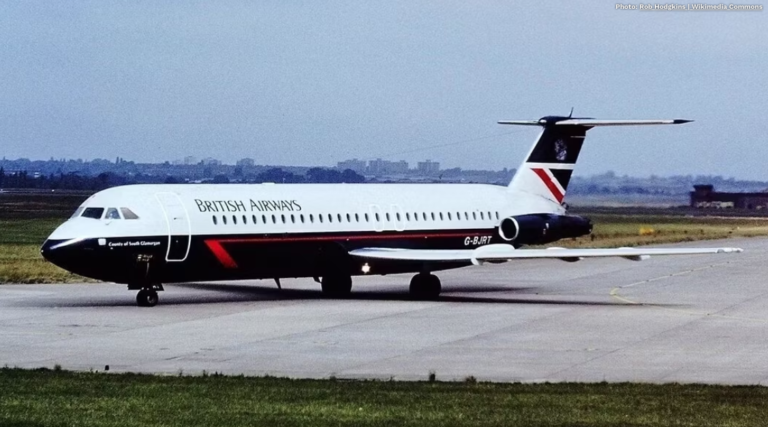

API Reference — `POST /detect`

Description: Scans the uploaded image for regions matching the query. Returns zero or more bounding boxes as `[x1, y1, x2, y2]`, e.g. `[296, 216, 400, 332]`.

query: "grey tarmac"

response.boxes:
[1, 237, 767, 384]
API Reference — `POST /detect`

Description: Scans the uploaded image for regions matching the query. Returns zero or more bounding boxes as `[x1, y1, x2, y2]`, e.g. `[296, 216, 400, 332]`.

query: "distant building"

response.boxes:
[417, 160, 440, 175]
[389, 160, 409, 174]
[236, 158, 255, 167]
[337, 158, 367, 173]
[183, 156, 197, 165]
[690, 185, 768, 209]
[367, 158, 409, 175]
[201, 157, 221, 166]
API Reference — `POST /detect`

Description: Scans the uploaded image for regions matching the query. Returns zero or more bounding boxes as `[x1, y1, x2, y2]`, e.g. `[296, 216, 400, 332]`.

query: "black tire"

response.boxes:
[409, 274, 441, 300]
[136, 289, 159, 307]
[321, 274, 352, 298]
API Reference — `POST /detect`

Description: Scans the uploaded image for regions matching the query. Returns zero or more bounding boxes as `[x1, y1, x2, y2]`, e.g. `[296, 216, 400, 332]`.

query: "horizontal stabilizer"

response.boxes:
[498, 118, 693, 127]
[349, 245, 742, 266]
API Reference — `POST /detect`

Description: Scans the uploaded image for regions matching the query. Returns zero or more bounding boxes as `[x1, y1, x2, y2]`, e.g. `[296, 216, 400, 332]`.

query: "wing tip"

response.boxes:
[719, 247, 743, 253]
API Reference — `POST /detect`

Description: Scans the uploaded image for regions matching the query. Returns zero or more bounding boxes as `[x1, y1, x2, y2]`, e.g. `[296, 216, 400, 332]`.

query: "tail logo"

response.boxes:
[554, 139, 568, 161]
[531, 168, 566, 203]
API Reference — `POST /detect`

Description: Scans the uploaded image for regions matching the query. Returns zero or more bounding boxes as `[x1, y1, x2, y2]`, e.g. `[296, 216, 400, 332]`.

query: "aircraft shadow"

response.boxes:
[14, 283, 674, 308]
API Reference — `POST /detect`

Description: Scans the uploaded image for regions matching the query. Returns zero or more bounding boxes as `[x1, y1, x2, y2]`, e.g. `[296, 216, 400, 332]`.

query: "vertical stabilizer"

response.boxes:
[500, 116, 692, 209]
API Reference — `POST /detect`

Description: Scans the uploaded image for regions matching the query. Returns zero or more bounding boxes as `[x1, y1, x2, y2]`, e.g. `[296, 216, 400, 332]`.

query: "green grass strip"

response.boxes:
[0, 368, 767, 427]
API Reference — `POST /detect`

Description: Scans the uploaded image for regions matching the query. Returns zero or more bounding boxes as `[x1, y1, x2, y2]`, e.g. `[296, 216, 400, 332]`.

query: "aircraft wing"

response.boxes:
[349, 244, 743, 265]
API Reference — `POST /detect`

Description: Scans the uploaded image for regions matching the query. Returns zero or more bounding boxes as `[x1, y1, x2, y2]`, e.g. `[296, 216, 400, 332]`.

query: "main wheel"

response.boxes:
[321, 274, 352, 298]
[409, 274, 441, 300]
[136, 289, 159, 307]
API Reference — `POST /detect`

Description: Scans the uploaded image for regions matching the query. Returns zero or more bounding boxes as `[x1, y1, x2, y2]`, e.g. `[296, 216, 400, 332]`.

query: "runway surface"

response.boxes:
[2, 237, 767, 384]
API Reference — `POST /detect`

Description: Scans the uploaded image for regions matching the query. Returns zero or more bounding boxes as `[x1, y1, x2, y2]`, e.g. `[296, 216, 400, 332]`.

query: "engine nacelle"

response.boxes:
[498, 214, 592, 245]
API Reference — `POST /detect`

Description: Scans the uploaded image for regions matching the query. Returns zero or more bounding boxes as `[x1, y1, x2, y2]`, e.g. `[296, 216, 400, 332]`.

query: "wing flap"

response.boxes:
[349, 247, 475, 262]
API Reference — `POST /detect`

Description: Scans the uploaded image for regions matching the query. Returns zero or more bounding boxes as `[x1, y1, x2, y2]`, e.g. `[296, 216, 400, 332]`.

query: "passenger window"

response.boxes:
[105, 208, 121, 220]
[319, 214, 324, 223]
[447, 212, 451, 221]
[496, 212, 500, 220]
[281, 214, 286, 223]
[405, 213, 410, 221]
[375, 213, 380, 222]
[328, 214, 333, 223]
[386, 213, 390, 221]
[355, 213, 359, 222]
[242, 215, 247, 224]
[213, 216, 217, 225]
[439, 212, 444, 221]
[423, 213, 427, 221]
[480, 212, 485, 220]
[473, 212, 477, 220]
[291, 214, 295, 224]
[262, 215, 267, 224]
[252, 215, 257, 224]
[346, 213, 351, 222]
[81, 207, 104, 219]
[232, 215, 237, 225]
[464, 212, 469, 220]
[300, 214, 305, 223]
[365, 213, 369, 222]
[70, 207, 84, 219]
[223, 215, 228, 225]
[430, 213, 435, 221]
[310, 214, 314, 223]
[338, 213, 342, 223]
[272, 215, 277, 224]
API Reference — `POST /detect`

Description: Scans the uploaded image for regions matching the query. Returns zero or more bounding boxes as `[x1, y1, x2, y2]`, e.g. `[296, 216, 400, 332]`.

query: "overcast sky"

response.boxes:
[1, 1, 766, 178]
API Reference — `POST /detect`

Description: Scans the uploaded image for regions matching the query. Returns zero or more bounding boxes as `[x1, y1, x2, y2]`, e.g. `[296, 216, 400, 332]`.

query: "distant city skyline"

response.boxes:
[1, 2, 764, 178]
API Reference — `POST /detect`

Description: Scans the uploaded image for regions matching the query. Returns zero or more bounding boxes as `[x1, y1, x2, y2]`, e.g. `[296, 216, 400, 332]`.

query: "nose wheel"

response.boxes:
[136, 289, 159, 307]
[129, 282, 164, 307]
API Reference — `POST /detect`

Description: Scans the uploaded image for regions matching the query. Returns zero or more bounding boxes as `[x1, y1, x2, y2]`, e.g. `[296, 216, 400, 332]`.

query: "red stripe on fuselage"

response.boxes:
[204, 231, 490, 268]
[204, 239, 239, 269]
[215, 231, 487, 244]
[531, 168, 564, 203]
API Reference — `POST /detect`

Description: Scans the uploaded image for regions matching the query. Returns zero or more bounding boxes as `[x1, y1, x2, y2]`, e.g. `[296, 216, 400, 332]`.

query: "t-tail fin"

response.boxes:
[501, 115, 692, 207]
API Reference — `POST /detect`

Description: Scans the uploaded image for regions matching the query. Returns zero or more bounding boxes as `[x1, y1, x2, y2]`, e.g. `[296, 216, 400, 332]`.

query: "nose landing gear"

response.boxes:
[129, 283, 164, 307]
[136, 289, 159, 307]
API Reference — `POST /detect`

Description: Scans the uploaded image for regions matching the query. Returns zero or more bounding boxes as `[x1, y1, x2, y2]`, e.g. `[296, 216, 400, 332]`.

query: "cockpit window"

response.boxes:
[105, 208, 121, 220]
[120, 208, 139, 219]
[81, 207, 105, 219]
[70, 207, 84, 219]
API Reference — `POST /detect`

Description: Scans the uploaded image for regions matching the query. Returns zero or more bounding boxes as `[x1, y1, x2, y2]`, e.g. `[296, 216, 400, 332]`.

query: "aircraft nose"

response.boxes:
[40, 237, 85, 270]
[40, 239, 63, 267]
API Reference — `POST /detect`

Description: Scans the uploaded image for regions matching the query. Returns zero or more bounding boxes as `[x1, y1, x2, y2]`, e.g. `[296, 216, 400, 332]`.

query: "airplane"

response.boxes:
[40, 114, 743, 307]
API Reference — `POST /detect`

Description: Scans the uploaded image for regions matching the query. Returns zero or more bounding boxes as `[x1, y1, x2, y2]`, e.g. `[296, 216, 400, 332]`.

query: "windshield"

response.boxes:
[70, 207, 84, 219]
[120, 207, 139, 219]
[81, 207, 104, 219]
[105, 208, 121, 220]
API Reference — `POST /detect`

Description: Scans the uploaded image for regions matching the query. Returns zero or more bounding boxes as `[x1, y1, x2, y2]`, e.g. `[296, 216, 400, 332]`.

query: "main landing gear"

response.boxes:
[318, 271, 442, 300]
[130, 283, 164, 307]
[321, 273, 352, 298]
[409, 273, 442, 300]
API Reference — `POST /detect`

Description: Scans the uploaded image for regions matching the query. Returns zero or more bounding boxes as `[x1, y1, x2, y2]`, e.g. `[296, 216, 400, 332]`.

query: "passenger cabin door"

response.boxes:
[155, 192, 191, 262]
